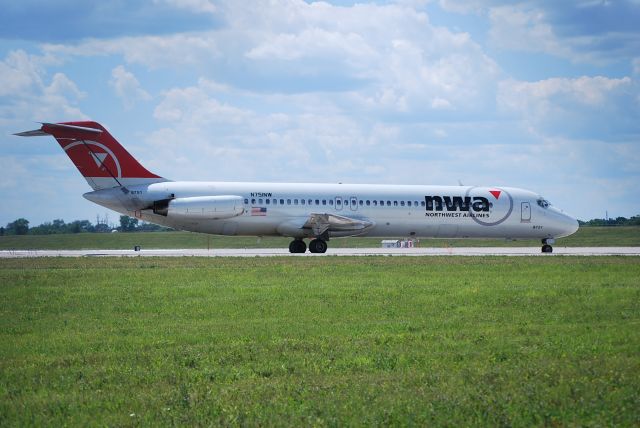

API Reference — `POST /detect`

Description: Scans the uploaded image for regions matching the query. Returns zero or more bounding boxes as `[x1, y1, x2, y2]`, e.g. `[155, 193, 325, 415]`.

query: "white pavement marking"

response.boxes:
[1, 247, 639, 258]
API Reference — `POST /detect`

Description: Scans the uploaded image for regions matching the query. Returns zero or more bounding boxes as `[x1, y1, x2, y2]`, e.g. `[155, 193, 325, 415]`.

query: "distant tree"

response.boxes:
[0, 227, 4, 236]
[579, 215, 640, 227]
[29, 223, 51, 235]
[77, 220, 94, 233]
[135, 222, 174, 232]
[6, 218, 29, 235]
[70, 221, 81, 233]
[94, 222, 111, 233]
[52, 219, 66, 232]
[119, 215, 138, 232]
[65, 219, 93, 233]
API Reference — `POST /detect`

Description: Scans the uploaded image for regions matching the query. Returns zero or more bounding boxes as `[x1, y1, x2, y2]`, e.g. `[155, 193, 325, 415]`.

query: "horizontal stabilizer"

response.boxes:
[15, 122, 103, 137]
[14, 129, 48, 137]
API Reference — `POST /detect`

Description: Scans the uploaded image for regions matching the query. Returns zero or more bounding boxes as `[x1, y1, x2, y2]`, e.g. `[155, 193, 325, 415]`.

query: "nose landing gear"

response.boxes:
[541, 238, 555, 253]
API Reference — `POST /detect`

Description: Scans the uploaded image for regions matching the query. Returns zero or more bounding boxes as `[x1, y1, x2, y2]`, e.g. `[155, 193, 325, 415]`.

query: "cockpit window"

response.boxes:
[537, 198, 550, 209]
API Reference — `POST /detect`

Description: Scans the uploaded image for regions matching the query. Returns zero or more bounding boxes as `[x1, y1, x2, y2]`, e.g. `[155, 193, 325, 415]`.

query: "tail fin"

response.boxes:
[15, 121, 166, 190]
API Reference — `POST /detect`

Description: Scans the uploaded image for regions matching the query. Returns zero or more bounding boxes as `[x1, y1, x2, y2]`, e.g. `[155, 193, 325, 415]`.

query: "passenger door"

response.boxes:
[521, 201, 531, 222]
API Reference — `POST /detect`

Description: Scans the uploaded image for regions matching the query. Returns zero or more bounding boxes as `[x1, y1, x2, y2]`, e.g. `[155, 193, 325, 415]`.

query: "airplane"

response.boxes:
[15, 121, 579, 253]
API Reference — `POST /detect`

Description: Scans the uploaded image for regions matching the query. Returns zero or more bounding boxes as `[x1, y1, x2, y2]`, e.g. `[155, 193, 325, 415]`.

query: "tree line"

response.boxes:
[1, 216, 173, 236]
[578, 216, 640, 227]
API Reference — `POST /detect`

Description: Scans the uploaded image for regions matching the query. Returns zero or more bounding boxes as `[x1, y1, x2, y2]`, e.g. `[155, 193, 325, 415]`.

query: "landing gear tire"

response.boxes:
[309, 239, 328, 254]
[541, 244, 553, 253]
[289, 239, 307, 254]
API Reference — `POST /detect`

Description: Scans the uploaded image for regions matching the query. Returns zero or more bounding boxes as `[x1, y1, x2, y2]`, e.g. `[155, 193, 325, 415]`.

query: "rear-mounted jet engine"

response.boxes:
[153, 195, 244, 220]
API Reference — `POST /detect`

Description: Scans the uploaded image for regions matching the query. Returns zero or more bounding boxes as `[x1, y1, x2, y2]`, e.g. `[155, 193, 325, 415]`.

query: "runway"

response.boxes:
[1, 247, 639, 258]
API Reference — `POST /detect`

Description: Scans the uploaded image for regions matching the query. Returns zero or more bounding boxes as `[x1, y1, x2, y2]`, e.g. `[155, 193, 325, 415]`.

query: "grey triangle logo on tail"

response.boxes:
[91, 152, 108, 168]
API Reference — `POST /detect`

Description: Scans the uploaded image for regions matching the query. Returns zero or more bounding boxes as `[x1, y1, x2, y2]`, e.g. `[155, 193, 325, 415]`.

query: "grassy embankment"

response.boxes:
[0, 226, 638, 250]
[1, 256, 639, 425]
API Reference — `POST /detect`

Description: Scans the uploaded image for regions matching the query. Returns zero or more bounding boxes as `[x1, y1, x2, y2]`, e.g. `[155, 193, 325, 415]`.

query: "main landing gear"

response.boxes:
[309, 238, 328, 254]
[289, 239, 306, 253]
[541, 238, 555, 253]
[288, 238, 328, 254]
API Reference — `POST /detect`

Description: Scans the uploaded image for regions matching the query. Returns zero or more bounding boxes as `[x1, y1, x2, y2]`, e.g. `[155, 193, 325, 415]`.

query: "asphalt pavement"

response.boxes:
[1, 247, 639, 258]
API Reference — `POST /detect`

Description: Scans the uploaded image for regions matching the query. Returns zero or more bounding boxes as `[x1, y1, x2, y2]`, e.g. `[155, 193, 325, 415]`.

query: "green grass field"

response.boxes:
[0, 226, 638, 250]
[1, 257, 639, 426]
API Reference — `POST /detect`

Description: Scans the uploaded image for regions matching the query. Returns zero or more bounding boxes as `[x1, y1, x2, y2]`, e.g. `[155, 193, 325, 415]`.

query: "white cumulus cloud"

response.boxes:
[498, 75, 637, 138]
[488, 5, 576, 60]
[0, 50, 86, 128]
[109, 65, 151, 109]
[42, 1, 500, 115]
[155, 0, 217, 14]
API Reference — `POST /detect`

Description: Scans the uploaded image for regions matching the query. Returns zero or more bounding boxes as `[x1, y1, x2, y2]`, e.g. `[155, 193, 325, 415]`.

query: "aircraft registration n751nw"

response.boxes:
[16, 122, 579, 253]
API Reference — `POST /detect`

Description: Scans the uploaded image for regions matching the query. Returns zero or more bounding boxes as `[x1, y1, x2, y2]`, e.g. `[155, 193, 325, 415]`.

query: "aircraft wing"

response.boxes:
[304, 212, 375, 235]
[277, 212, 375, 238]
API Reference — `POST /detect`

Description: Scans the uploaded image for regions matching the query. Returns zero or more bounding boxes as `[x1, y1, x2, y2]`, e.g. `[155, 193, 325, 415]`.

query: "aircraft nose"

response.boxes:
[559, 213, 579, 237]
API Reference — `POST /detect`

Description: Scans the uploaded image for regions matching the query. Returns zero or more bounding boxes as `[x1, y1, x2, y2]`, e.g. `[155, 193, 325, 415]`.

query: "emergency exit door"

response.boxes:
[350, 196, 358, 211]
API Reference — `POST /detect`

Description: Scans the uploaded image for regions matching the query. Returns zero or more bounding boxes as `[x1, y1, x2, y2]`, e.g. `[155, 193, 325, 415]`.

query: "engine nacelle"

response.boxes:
[153, 195, 244, 220]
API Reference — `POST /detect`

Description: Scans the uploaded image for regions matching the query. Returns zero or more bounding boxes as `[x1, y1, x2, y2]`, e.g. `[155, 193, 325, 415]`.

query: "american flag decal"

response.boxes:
[251, 207, 267, 216]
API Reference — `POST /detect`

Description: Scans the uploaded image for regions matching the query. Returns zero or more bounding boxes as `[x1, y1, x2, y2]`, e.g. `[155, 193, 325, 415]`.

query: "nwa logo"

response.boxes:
[424, 195, 490, 212]
[424, 188, 513, 226]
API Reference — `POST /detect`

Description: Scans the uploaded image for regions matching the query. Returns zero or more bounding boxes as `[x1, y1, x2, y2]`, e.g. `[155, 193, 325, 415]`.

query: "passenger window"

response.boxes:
[309, 199, 313, 205]
[400, 201, 405, 206]
[421, 201, 425, 207]
[337, 199, 342, 205]
[280, 199, 284, 205]
[359, 200, 363, 206]
[287, 199, 291, 205]
[272, 199, 277, 205]
[251, 198, 256, 204]
[266, 199, 270, 204]
[322, 200, 326, 205]
[380, 200, 384, 206]
[294, 199, 298, 205]
[315, 199, 320, 205]
[407, 201, 411, 207]
[366, 200, 370, 206]
[387, 201, 391, 206]
[329, 200, 333, 205]
[301, 199, 306, 205]
[244, 198, 249, 204]
[373, 200, 378, 206]
[259, 198, 263, 204]
[414, 201, 419, 207]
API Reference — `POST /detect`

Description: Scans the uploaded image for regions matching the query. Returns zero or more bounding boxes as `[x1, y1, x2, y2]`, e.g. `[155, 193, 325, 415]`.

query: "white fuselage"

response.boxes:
[84, 181, 579, 241]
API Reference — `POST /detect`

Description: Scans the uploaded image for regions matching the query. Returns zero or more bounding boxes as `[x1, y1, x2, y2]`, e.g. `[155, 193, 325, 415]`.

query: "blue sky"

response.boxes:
[1, 0, 639, 226]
